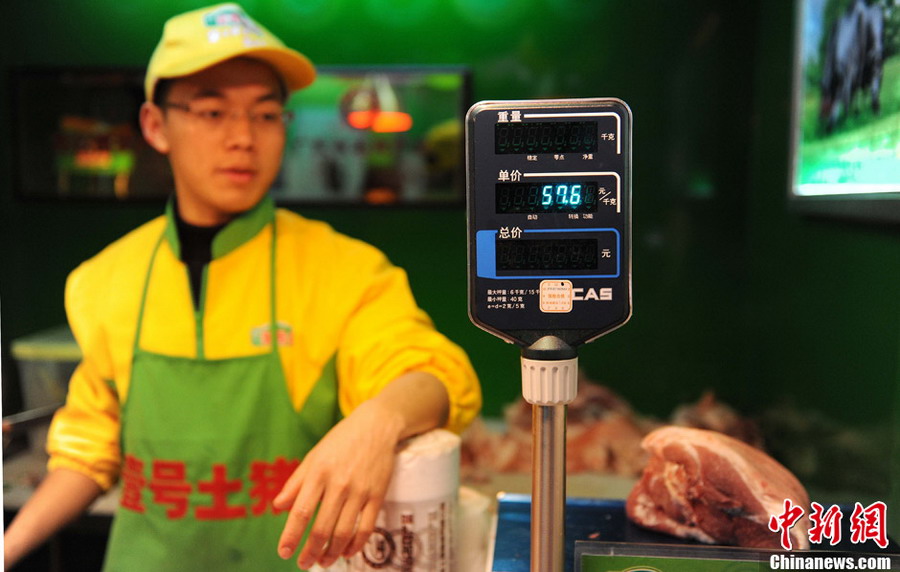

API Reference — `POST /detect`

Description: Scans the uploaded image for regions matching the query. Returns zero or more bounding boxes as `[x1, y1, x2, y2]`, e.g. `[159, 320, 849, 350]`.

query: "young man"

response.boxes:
[3, 4, 481, 570]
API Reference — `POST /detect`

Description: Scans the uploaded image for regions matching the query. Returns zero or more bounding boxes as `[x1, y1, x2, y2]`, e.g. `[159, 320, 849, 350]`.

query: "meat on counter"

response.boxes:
[461, 379, 653, 480]
[460, 379, 767, 484]
[626, 426, 811, 549]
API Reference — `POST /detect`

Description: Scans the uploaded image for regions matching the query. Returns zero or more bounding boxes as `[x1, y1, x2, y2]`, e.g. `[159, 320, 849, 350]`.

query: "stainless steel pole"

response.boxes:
[531, 403, 566, 572]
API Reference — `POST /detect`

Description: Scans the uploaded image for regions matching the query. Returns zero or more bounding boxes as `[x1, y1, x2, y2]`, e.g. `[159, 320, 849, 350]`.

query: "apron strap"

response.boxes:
[268, 212, 278, 354]
[133, 211, 279, 356]
[133, 232, 167, 355]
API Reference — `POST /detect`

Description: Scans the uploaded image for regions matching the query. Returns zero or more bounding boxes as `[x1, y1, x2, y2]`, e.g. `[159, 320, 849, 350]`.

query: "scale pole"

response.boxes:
[532, 403, 566, 572]
[521, 337, 578, 572]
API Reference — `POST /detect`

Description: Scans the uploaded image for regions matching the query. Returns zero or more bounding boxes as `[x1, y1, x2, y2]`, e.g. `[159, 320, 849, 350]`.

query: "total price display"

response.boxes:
[497, 238, 598, 271]
[496, 182, 598, 214]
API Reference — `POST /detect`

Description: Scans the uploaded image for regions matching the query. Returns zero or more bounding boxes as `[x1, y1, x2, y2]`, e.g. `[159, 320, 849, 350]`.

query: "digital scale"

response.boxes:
[466, 98, 632, 572]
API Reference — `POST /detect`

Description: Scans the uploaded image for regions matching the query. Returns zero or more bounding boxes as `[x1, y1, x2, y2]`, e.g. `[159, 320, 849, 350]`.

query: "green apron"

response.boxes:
[103, 216, 339, 571]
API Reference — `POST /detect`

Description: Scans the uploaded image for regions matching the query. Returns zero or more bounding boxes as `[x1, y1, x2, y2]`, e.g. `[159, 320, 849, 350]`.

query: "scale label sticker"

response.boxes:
[539, 280, 574, 313]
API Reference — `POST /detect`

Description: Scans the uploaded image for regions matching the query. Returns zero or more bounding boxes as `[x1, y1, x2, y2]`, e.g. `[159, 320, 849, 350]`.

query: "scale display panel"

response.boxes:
[467, 99, 632, 347]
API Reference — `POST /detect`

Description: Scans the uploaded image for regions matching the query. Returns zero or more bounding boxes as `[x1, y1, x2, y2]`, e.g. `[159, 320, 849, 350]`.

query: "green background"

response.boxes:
[1, 0, 898, 518]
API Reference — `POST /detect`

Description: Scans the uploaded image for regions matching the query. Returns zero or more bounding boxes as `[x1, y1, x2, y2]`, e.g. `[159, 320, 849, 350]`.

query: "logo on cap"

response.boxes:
[202, 5, 264, 45]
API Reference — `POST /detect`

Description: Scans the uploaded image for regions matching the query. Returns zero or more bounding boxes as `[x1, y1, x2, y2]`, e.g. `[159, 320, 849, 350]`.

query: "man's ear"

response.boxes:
[140, 102, 170, 154]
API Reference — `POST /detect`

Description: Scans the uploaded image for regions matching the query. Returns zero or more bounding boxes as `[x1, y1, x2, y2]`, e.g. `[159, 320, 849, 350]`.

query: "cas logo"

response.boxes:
[573, 287, 613, 301]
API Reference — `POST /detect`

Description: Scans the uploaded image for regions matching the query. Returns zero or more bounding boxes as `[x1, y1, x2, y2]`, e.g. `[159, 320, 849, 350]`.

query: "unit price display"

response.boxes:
[495, 121, 598, 155]
[496, 182, 598, 214]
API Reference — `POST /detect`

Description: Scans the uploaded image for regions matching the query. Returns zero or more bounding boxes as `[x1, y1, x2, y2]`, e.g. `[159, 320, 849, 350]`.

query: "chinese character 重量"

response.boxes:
[149, 460, 192, 519]
[120, 454, 147, 513]
[510, 110, 522, 122]
[850, 501, 889, 548]
[249, 457, 300, 516]
[808, 502, 843, 546]
[195, 464, 247, 520]
[768, 499, 806, 550]
[497, 111, 509, 123]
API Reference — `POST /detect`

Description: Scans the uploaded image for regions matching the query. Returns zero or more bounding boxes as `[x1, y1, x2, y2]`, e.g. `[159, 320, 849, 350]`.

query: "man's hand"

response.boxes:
[274, 371, 450, 570]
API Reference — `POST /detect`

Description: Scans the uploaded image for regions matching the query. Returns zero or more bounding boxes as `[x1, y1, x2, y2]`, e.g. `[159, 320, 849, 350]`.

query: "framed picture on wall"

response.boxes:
[788, 0, 900, 223]
[273, 65, 470, 206]
[9, 65, 471, 206]
[9, 67, 172, 201]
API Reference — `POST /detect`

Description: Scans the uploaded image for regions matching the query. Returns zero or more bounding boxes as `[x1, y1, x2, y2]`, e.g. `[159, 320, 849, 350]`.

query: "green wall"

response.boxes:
[2, 0, 899, 500]
[749, 1, 900, 425]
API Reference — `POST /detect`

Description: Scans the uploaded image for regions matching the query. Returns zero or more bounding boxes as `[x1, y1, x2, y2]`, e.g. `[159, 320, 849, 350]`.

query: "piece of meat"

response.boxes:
[567, 413, 648, 476]
[671, 391, 764, 449]
[626, 426, 810, 549]
[461, 379, 654, 478]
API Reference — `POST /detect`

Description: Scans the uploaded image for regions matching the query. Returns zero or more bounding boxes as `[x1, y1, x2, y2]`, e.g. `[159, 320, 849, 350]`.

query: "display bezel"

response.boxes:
[465, 98, 633, 347]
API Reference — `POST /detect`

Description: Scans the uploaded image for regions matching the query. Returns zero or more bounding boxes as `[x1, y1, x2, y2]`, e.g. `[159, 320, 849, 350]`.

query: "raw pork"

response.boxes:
[671, 391, 764, 448]
[460, 380, 652, 480]
[626, 426, 810, 549]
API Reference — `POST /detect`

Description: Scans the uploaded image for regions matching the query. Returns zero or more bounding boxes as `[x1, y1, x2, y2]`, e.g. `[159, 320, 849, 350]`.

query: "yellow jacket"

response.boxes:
[48, 197, 481, 490]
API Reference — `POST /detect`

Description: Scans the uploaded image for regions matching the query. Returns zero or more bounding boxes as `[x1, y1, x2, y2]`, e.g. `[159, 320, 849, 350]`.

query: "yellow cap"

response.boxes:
[145, 3, 316, 101]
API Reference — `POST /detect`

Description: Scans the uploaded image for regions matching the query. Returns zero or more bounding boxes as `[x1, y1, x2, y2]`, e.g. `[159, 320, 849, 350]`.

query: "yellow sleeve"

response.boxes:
[334, 238, 482, 435]
[46, 257, 123, 491]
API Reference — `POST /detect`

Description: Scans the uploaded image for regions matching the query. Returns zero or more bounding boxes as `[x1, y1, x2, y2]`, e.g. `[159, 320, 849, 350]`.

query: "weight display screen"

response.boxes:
[495, 121, 598, 155]
[496, 182, 598, 214]
[496, 238, 598, 271]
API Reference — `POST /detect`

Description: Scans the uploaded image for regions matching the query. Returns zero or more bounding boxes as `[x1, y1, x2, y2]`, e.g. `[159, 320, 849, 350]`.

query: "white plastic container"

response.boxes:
[11, 325, 80, 409]
[350, 429, 460, 572]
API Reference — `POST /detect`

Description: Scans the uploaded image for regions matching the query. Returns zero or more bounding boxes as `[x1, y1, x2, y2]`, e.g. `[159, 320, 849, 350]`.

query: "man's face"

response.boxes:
[143, 58, 287, 226]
